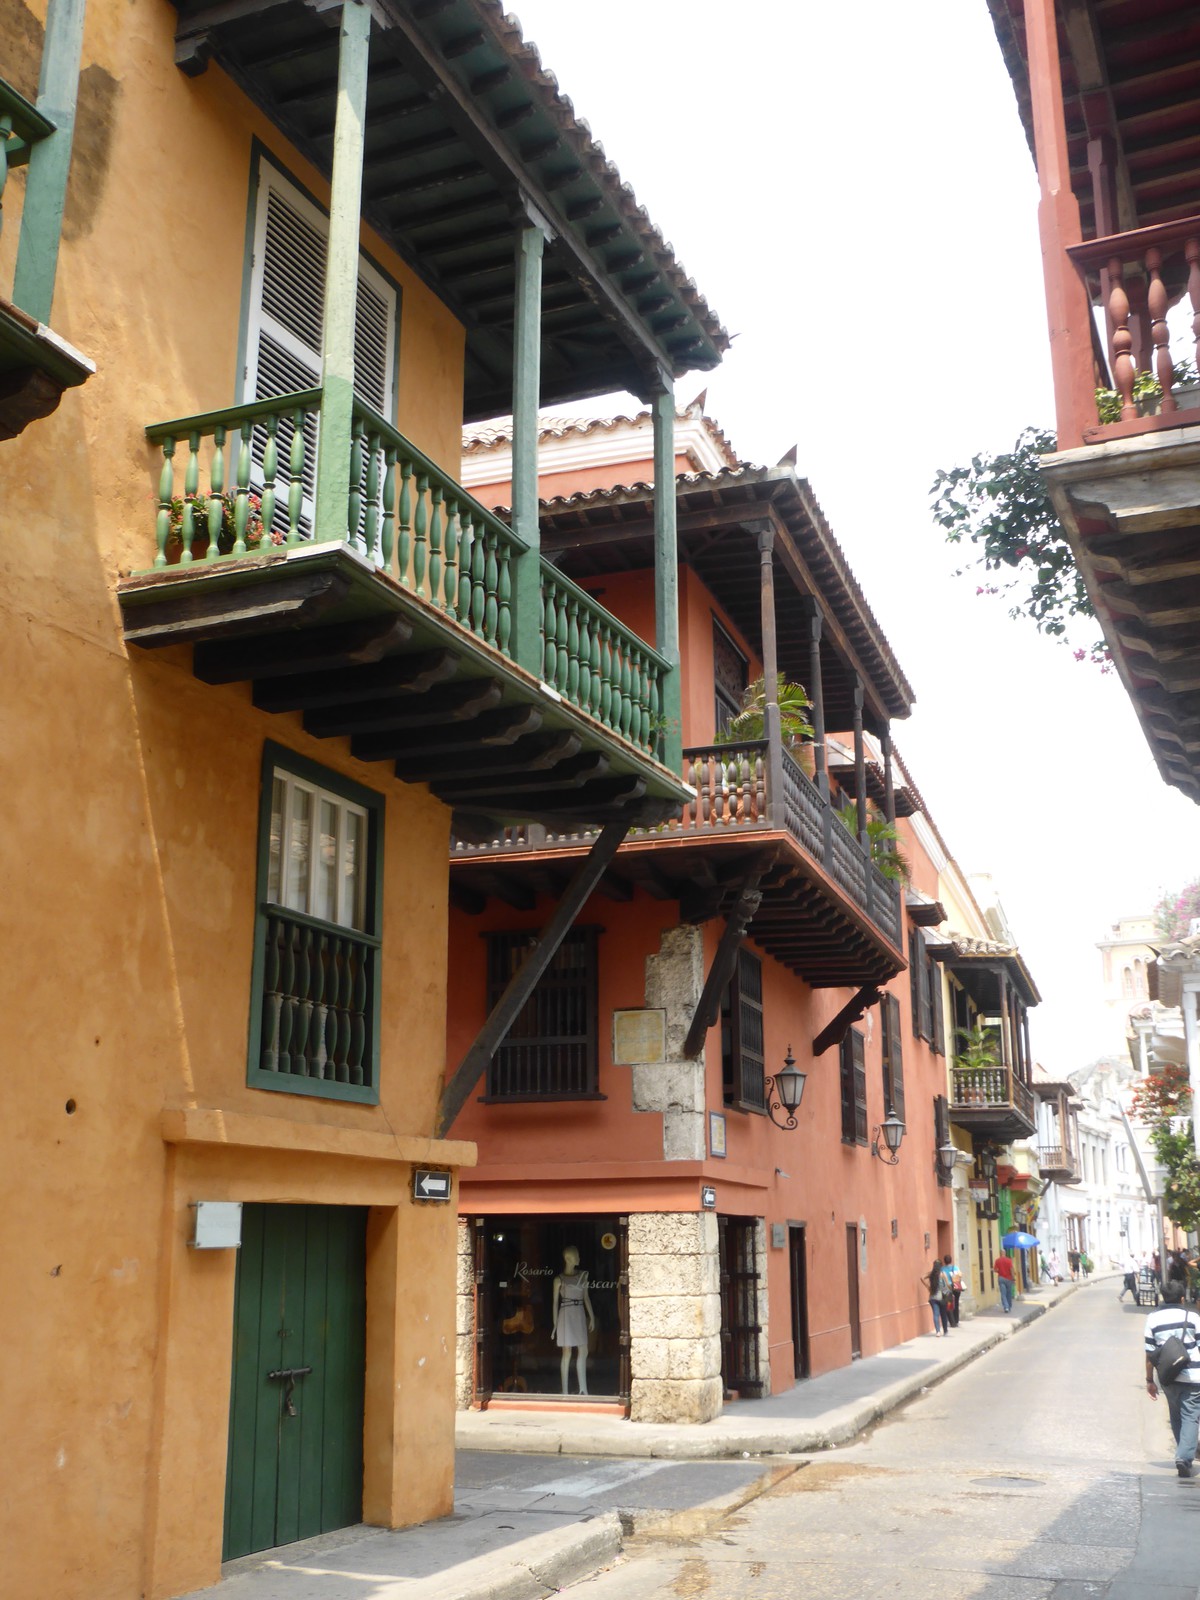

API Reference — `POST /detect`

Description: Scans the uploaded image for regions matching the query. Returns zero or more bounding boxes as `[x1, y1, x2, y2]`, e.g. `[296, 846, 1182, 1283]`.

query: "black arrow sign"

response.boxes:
[413, 1169, 452, 1201]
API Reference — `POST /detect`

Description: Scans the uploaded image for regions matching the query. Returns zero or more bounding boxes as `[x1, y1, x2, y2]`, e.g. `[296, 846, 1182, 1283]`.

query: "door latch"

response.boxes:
[267, 1365, 313, 1417]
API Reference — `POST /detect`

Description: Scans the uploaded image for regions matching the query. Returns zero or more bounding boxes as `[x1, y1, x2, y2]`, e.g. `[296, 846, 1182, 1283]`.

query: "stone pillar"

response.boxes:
[455, 1217, 474, 1409]
[753, 1217, 771, 1392]
[632, 925, 706, 1160]
[628, 1212, 723, 1423]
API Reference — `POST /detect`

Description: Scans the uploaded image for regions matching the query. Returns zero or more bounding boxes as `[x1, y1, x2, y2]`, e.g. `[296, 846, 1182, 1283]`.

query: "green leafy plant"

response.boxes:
[954, 1022, 1001, 1073]
[1153, 878, 1200, 942]
[930, 428, 1107, 667]
[165, 490, 282, 555]
[1096, 359, 1198, 424]
[834, 804, 910, 883]
[716, 674, 812, 748]
[1131, 1062, 1200, 1233]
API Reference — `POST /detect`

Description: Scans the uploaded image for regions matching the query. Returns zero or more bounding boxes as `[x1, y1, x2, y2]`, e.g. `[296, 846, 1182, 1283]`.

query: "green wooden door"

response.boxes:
[223, 1204, 367, 1561]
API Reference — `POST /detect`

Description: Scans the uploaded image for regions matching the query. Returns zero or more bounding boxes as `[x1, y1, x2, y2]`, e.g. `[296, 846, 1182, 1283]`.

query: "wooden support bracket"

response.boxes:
[682, 860, 767, 1060]
[812, 984, 883, 1057]
[435, 819, 630, 1136]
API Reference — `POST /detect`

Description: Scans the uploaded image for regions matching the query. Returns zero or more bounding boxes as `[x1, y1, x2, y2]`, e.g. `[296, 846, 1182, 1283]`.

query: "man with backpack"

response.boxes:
[1145, 1278, 1200, 1478]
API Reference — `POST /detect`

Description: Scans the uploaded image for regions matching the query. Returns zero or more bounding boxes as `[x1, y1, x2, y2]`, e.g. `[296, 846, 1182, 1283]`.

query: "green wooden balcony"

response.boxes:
[118, 388, 684, 830]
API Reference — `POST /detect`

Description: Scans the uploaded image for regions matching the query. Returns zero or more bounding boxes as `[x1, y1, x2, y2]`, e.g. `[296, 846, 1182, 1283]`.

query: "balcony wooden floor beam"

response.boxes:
[194, 615, 413, 684]
[394, 731, 581, 785]
[304, 678, 502, 738]
[353, 704, 542, 763]
[253, 648, 459, 713]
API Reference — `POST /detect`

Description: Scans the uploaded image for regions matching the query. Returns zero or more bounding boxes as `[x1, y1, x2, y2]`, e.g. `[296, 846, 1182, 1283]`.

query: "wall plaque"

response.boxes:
[771, 1222, 786, 1249]
[612, 1007, 666, 1065]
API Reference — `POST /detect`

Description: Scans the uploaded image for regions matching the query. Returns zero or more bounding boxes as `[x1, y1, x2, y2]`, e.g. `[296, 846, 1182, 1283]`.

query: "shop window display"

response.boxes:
[478, 1215, 624, 1399]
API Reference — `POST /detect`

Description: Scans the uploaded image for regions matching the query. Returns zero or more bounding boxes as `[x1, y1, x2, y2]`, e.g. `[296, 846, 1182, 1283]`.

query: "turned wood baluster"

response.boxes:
[207, 425, 226, 560]
[397, 461, 413, 583]
[260, 416, 279, 550]
[457, 510, 474, 620]
[428, 483, 443, 603]
[233, 419, 253, 555]
[380, 445, 396, 574]
[588, 623, 602, 717]
[755, 751, 766, 817]
[362, 432, 381, 562]
[348, 947, 368, 1086]
[347, 417, 365, 543]
[483, 532, 499, 645]
[498, 546, 512, 655]
[1188, 237, 1200, 379]
[154, 438, 175, 569]
[543, 580, 559, 682]
[599, 625, 614, 727]
[261, 918, 282, 1072]
[287, 409, 305, 547]
[555, 591, 570, 693]
[618, 646, 633, 739]
[181, 432, 200, 564]
[470, 522, 486, 635]
[1107, 255, 1137, 420]
[442, 497, 459, 615]
[413, 471, 428, 597]
[1146, 245, 1177, 410]
[578, 610, 592, 712]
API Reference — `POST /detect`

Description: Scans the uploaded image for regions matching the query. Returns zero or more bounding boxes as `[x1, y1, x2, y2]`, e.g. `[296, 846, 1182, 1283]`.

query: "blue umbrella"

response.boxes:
[1001, 1230, 1039, 1249]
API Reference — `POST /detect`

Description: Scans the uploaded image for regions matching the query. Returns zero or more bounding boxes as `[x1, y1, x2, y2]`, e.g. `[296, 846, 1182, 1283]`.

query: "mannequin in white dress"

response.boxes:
[551, 1244, 595, 1395]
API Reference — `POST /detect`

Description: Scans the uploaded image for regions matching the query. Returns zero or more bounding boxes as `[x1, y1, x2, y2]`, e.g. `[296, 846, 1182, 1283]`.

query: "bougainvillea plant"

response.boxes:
[1154, 879, 1200, 942]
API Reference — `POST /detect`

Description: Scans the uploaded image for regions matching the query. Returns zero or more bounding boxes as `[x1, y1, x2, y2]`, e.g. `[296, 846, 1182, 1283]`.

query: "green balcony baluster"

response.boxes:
[347, 415, 365, 544]
[442, 497, 459, 616]
[498, 545, 512, 657]
[648, 662, 662, 758]
[363, 431, 381, 563]
[397, 460, 412, 582]
[206, 425, 225, 563]
[427, 483, 443, 608]
[260, 917, 282, 1073]
[578, 610, 592, 712]
[309, 931, 328, 1079]
[181, 432, 199, 565]
[543, 579, 558, 682]
[484, 532, 499, 646]
[555, 590, 569, 694]
[295, 927, 313, 1074]
[232, 420, 252, 557]
[599, 624, 614, 727]
[637, 652, 652, 751]
[457, 510, 474, 622]
[333, 938, 351, 1082]
[619, 646, 633, 738]
[154, 437, 175, 570]
[287, 408, 305, 547]
[348, 947, 367, 1086]
[589, 624, 602, 716]
[566, 598, 580, 702]
[278, 923, 297, 1074]
[413, 471, 428, 598]
[470, 522, 486, 636]
[259, 415, 279, 550]
[380, 445, 396, 574]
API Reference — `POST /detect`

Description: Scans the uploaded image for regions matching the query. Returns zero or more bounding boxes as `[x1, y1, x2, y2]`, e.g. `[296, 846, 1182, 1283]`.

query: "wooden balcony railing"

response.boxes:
[1067, 215, 1200, 440]
[452, 740, 903, 950]
[950, 1065, 1035, 1125]
[143, 391, 667, 760]
[1, 78, 57, 252]
[1037, 1143, 1078, 1173]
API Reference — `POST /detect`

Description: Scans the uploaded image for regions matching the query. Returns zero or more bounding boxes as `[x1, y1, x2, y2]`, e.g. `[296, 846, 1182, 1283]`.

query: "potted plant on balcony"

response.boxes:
[717, 674, 816, 778]
[164, 490, 284, 560]
[954, 1023, 1001, 1105]
[834, 803, 910, 882]
[1096, 359, 1200, 423]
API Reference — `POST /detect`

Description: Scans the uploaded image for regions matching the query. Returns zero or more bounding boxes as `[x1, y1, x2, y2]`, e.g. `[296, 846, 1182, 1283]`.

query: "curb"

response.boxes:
[457, 1285, 1083, 1463]
[416, 1512, 624, 1600]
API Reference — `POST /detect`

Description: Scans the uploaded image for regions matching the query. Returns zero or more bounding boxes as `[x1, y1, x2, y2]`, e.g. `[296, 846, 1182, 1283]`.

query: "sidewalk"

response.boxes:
[194, 1277, 1083, 1600]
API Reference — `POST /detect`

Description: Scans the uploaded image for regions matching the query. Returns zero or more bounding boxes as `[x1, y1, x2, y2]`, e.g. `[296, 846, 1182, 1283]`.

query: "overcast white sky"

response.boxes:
[509, 0, 1200, 1068]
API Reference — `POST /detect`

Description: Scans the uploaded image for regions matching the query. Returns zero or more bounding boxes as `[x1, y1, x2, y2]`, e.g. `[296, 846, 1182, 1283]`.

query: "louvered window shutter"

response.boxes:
[734, 948, 765, 1111]
[244, 161, 397, 537]
[852, 1030, 867, 1143]
[886, 993, 905, 1124]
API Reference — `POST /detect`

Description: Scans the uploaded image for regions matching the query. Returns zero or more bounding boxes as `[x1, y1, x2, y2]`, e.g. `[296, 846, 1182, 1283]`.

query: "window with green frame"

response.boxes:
[248, 743, 384, 1103]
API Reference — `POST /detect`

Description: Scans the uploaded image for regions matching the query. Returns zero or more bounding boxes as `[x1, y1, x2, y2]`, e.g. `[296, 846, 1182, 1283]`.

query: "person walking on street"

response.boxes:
[925, 1261, 950, 1336]
[1144, 1278, 1200, 1478]
[1048, 1249, 1063, 1283]
[1068, 1248, 1080, 1281]
[942, 1254, 962, 1327]
[1119, 1251, 1138, 1302]
[994, 1250, 1015, 1313]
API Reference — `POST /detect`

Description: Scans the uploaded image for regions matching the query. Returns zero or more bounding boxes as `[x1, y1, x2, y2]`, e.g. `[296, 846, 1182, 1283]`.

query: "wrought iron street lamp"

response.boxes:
[767, 1047, 807, 1131]
[936, 1140, 959, 1180]
[871, 1112, 906, 1164]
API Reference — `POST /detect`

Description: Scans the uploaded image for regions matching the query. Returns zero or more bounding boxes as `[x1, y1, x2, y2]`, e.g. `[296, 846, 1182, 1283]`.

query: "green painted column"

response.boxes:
[651, 386, 681, 772]
[12, 0, 87, 324]
[313, 0, 371, 544]
[511, 217, 548, 676]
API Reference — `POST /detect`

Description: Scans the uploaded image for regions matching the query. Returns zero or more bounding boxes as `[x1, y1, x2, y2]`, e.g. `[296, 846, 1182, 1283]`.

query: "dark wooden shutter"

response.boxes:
[934, 1094, 951, 1187]
[909, 930, 923, 1039]
[852, 1029, 868, 1143]
[913, 931, 933, 1041]
[840, 1033, 857, 1142]
[931, 961, 946, 1056]
[485, 928, 599, 1098]
[733, 948, 765, 1111]
[884, 993, 905, 1123]
[718, 1217, 763, 1397]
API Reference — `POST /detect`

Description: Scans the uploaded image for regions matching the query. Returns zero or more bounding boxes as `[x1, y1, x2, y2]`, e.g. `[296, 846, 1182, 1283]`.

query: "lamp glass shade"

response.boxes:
[937, 1141, 958, 1176]
[880, 1112, 906, 1154]
[776, 1054, 807, 1113]
[979, 1148, 997, 1179]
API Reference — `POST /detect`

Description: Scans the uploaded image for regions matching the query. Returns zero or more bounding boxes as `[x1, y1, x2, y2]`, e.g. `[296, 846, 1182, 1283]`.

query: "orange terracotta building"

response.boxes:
[446, 408, 972, 1421]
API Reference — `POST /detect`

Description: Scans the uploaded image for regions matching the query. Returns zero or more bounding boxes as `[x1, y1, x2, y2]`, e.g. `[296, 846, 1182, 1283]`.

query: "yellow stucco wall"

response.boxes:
[1, 0, 474, 1594]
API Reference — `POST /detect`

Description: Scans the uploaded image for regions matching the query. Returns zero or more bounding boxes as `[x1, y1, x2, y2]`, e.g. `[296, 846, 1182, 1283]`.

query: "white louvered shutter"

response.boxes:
[245, 160, 397, 540]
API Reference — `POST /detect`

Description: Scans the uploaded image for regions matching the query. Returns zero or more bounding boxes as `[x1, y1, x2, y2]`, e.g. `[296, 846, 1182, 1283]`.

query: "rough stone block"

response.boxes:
[630, 1060, 706, 1114]
[629, 1375, 723, 1425]
[644, 926, 704, 1057]
[454, 1333, 474, 1409]
[628, 1212, 713, 1256]
[628, 1290, 721, 1341]
[662, 1109, 705, 1160]
[455, 1247, 474, 1298]
[631, 1334, 722, 1382]
[456, 1290, 473, 1339]
[628, 1250, 719, 1298]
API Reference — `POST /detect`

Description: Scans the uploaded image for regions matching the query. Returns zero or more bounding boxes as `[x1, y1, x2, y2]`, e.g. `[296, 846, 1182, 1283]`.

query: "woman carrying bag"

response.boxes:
[925, 1260, 950, 1337]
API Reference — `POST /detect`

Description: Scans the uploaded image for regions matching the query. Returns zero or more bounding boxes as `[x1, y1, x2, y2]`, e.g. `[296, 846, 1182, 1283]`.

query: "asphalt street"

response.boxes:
[563, 1284, 1200, 1600]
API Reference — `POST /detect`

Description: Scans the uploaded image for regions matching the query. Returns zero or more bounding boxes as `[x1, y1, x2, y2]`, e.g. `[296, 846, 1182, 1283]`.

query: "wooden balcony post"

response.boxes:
[651, 382, 682, 773]
[756, 523, 784, 826]
[851, 674, 868, 846]
[511, 209, 552, 678]
[312, 0, 371, 543]
[880, 724, 896, 825]
[11, 0, 87, 324]
[1146, 246, 1177, 410]
[801, 598, 828, 798]
[1023, 0, 1097, 446]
